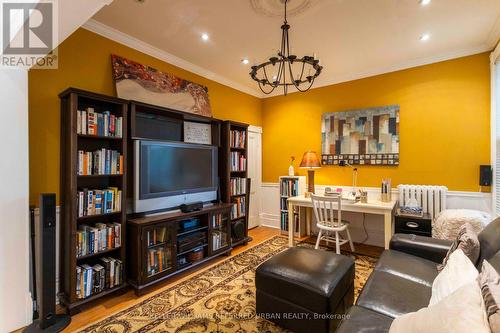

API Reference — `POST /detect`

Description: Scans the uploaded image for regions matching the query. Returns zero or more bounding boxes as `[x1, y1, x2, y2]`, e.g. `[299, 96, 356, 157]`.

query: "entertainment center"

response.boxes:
[59, 88, 251, 310]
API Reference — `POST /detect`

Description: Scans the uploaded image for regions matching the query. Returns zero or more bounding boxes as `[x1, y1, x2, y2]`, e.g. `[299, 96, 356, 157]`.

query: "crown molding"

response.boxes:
[263, 44, 492, 98]
[82, 19, 264, 98]
[487, 14, 500, 49]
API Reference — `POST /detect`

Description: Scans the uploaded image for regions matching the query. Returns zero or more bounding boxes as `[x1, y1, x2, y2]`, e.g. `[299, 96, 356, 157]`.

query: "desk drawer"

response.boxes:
[395, 217, 431, 236]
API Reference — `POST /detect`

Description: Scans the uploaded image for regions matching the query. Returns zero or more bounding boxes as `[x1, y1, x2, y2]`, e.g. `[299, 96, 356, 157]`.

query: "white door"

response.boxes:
[247, 126, 262, 229]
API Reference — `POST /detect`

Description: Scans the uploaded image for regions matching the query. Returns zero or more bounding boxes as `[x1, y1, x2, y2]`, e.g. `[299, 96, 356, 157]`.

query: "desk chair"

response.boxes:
[311, 193, 355, 254]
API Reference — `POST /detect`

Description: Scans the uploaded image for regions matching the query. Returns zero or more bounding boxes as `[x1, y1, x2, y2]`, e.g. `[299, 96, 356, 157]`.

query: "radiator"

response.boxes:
[397, 185, 448, 219]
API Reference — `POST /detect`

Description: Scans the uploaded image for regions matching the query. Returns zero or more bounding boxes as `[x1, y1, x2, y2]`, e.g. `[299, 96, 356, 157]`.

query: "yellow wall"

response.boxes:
[262, 53, 491, 191]
[28, 28, 262, 205]
[28, 27, 491, 204]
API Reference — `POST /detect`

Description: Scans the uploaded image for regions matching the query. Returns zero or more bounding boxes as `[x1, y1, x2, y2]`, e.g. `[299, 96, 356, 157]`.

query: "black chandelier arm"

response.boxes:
[293, 76, 316, 92]
[257, 80, 276, 95]
[298, 61, 306, 81]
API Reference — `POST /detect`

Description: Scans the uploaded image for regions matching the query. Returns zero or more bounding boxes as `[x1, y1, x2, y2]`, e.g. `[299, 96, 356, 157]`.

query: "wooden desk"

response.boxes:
[287, 195, 398, 249]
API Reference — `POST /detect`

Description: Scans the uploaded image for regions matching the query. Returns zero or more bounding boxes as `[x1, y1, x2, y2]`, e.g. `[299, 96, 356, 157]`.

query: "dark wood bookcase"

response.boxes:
[59, 88, 128, 313]
[127, 204, 232, 295]
[220, 121, 251, 246]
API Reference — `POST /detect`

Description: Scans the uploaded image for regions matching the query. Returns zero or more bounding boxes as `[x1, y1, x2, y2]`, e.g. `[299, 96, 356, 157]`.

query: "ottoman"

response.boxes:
[256, 247, 355, 333]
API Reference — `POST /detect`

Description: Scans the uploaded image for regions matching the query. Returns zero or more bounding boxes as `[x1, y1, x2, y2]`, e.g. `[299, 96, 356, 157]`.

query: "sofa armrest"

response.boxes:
[389, 234, 453, 264]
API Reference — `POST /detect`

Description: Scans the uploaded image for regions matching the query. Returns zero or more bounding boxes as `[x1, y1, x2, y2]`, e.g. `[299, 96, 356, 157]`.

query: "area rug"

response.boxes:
[79, 236, 378, 333]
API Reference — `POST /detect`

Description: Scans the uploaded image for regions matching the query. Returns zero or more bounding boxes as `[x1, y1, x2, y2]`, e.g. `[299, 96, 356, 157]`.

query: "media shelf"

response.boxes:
[220, 121, 252, 247]
[59, 88, 128, 314]
[127, 204, 232, 295]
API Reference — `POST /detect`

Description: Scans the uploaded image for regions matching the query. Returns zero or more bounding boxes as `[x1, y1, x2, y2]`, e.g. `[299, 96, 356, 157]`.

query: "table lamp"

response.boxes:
[299, 151, 321, 196]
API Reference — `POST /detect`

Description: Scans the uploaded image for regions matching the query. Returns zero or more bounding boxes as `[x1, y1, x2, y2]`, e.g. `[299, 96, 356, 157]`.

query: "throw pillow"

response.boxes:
[430, 248, 478, 306]
[389, 282, 490, 333]
[479, 260, 500, 333]
[437, 222, 480, 272]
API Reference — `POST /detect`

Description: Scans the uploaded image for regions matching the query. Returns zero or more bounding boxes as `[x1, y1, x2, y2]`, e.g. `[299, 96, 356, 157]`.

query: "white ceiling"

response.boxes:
[89, 0, 500, 97]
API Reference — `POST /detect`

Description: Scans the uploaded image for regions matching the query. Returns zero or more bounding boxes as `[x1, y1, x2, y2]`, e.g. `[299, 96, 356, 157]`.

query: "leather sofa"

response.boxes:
[337, 218, 500, 333]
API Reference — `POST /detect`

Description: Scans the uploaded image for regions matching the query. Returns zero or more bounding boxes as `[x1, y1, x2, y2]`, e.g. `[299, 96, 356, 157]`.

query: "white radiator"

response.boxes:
[397, 185, 448, 220]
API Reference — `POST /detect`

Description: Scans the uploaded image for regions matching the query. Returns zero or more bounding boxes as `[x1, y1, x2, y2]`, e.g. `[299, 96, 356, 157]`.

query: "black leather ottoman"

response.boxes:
[255, 247, 355, 333]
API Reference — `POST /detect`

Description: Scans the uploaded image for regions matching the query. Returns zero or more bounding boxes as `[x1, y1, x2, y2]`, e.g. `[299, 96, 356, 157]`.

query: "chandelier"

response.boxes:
[249, 0, 323, 95]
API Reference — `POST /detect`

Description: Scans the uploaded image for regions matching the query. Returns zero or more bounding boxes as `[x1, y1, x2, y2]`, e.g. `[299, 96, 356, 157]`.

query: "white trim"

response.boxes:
[82, 19, 263, 98]
[260, 213, 280, 229]
[487, 14, 500, 49]
[491, 42, 500, 215]
[261, 182, 490, 199]
[248, 125, 263, 134]
[263, 44, 492, 98]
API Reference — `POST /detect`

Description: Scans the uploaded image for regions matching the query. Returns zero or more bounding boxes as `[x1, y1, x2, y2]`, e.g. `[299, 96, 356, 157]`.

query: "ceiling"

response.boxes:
[89, 0, 500, 97]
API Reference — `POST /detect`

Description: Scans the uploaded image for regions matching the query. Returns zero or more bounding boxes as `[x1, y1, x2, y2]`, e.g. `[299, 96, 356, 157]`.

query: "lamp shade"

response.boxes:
[299, 151, 321, 168]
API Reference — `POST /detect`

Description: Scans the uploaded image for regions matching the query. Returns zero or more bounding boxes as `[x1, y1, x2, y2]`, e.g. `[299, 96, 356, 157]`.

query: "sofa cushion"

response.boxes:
[255, 247, 354, 314]
[337, 306, 393, 333]
[478, 217, 500, 267]
[356, 270, 431, 318]
[389, 282, 490, 333]
[375, 250, 438, 287]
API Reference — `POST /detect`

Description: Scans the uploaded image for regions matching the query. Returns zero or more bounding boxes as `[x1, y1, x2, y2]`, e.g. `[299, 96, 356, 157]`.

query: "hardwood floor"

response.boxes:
[16, 226, 382, 332]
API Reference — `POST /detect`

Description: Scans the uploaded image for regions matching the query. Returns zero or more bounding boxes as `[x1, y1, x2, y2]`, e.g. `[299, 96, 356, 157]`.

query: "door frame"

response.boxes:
[247, 125, 262, 229]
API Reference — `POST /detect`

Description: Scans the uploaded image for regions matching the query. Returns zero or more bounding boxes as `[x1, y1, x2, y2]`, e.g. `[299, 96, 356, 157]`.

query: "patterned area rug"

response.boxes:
[79, 236, 378, 333]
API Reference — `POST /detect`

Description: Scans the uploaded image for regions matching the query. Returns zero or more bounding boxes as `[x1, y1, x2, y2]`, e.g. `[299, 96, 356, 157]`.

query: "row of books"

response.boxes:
[76, 257, 123, 299]
[230, 177, 247, 196]
[146, 227, 168, 247]
[280, 179, 300, 197]
[212, 231, 228, 251]
[77, 188, 122, 217]
[280, 211, 300, 232]
[77, 108, 123, 138]
[229, 130, 246, 148]
[77, 149, 123, 176]
[230, 152, 247, 172]
[231, 196, 246, 220]
[211, 213, 226, 229]
[280, 197, 289, 211]
[76, 223, 121, 258]
[147, 247, 172, 276]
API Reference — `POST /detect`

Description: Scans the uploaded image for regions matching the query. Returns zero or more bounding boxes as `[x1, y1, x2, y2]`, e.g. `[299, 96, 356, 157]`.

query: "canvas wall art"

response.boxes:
[321, 105, 400, 166]
[111, 54, 212, 117]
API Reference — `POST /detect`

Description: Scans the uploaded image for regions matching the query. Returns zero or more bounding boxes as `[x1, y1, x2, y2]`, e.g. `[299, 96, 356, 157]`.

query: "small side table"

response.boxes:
[395, 213, 432, 237]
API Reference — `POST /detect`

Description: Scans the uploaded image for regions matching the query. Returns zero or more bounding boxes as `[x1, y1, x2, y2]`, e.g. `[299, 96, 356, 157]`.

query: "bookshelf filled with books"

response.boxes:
[220, 121, 251, 247]
[60, 88, 128, 313]
[279, 176, 307, 237]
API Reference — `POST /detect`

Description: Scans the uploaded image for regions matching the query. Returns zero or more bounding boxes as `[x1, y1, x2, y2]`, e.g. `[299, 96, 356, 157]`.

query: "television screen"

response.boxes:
[139, 141, 217, 199]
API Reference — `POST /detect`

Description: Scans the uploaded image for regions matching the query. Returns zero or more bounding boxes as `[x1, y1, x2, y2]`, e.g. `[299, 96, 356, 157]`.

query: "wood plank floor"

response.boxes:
[17, 226, 382, 332]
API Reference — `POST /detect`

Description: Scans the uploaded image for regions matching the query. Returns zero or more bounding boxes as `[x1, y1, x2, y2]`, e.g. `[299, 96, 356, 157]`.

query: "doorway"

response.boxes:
[247, 126, 262, 229]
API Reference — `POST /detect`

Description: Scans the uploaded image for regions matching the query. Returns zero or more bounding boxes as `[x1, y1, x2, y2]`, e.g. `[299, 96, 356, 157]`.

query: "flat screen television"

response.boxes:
[134, 140, 218, 213]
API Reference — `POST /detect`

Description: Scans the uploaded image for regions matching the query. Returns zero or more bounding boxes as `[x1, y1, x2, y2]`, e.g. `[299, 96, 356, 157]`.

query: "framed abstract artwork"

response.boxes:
[111, 54, 212, 117]
[321, 105, 400, 166]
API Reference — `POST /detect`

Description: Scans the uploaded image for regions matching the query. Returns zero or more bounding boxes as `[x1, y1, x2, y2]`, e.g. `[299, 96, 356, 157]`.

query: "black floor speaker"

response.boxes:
[24, 194, 70, 333]
[231, 219, 246, 241]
